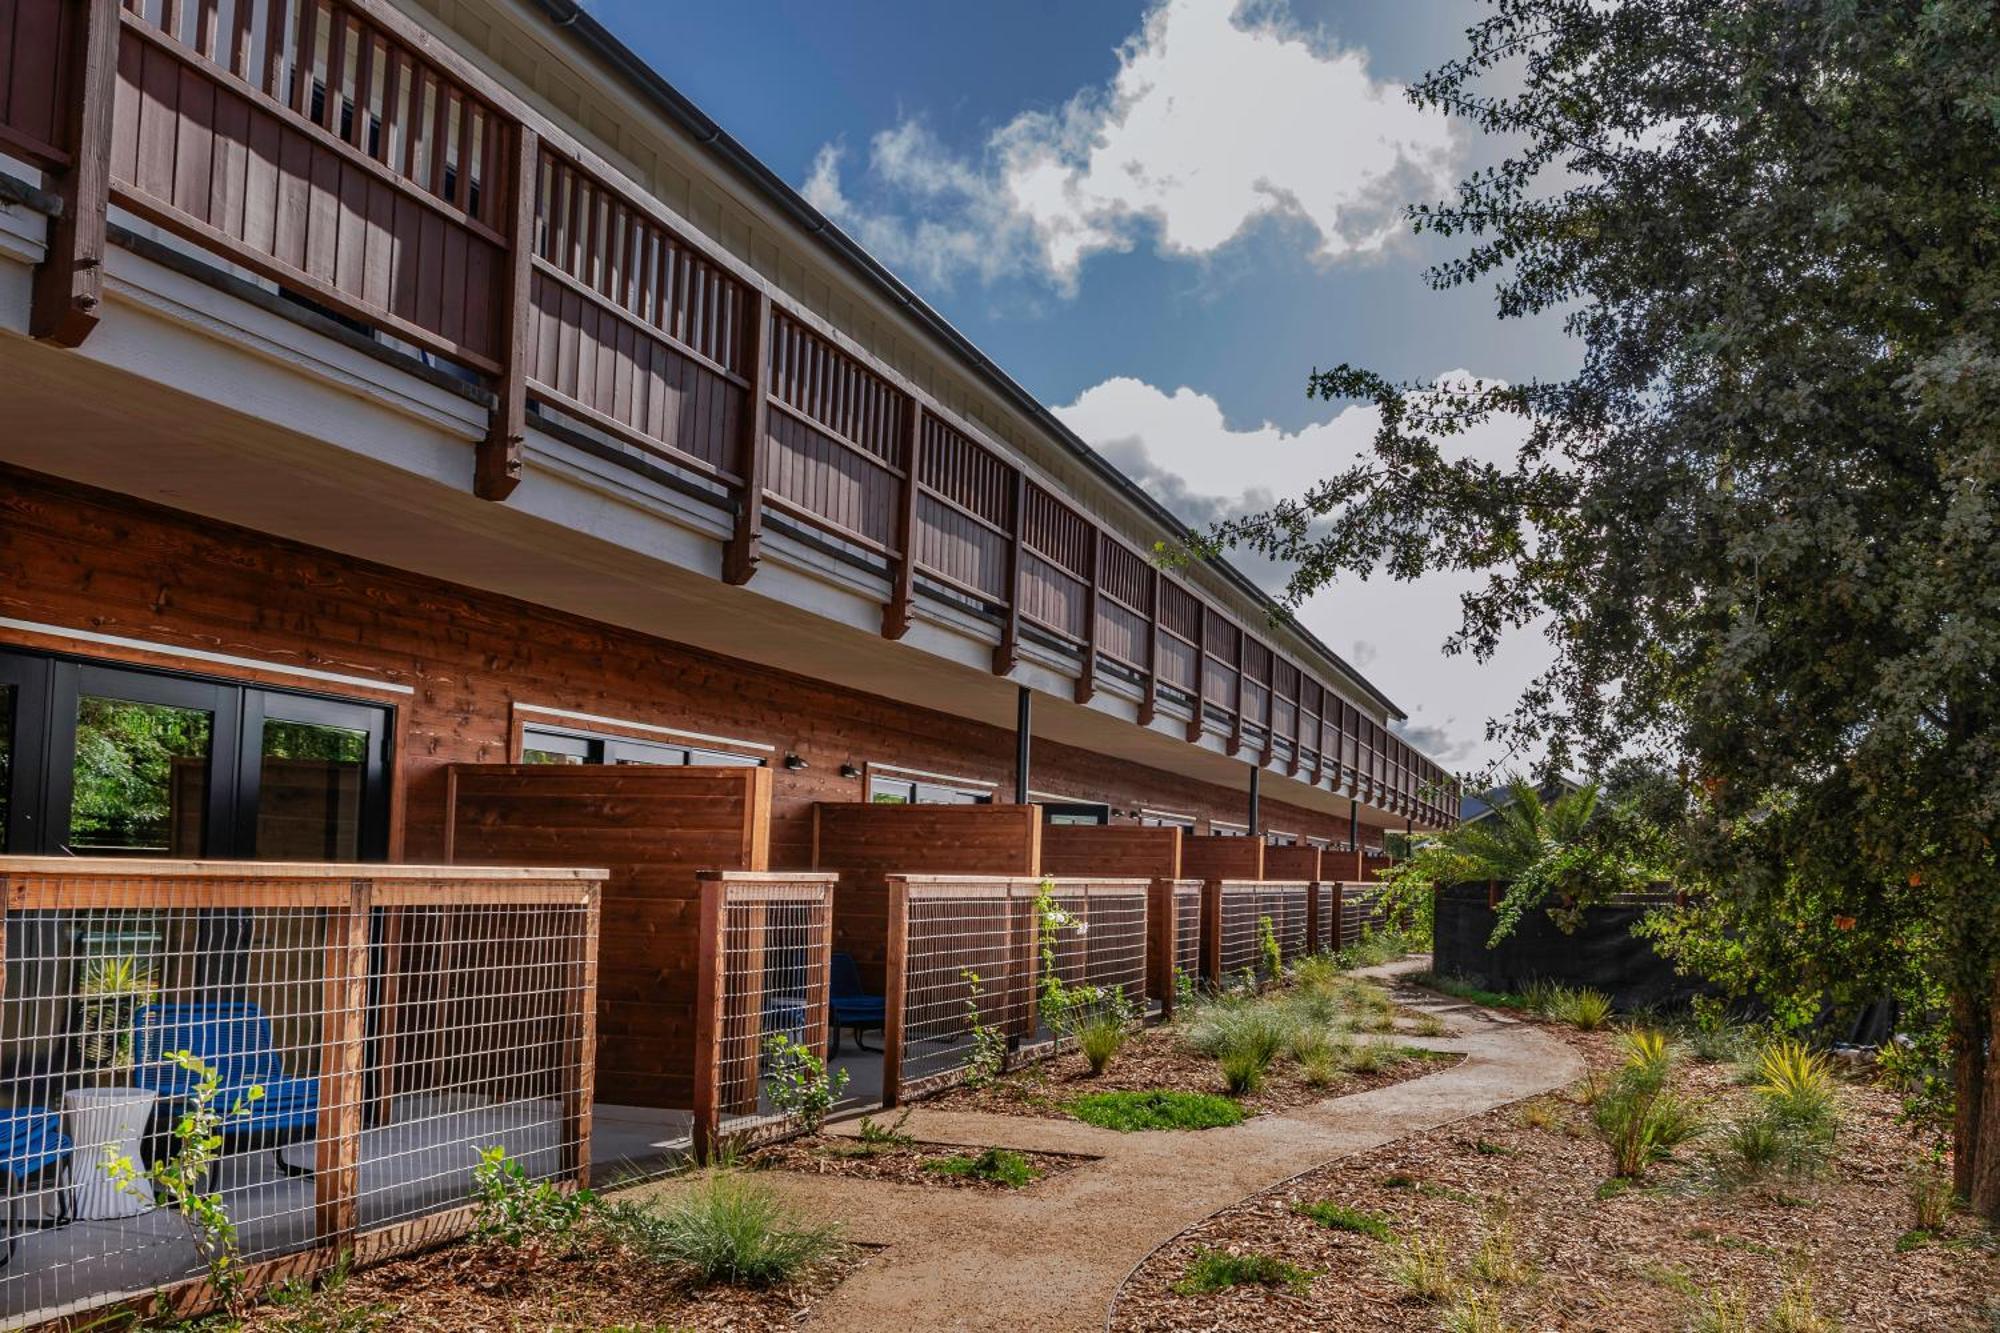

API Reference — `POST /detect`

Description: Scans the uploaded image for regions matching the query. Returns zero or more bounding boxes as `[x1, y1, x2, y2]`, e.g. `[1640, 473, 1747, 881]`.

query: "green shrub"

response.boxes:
[1723, 1113, 1784, 1178]
[604, 1171, 842, 1287]
[1298, 1046, 1342, 1087]
[1748, 1039, 1840, 1177]
[1074, 1004, 1131, 1076]
[1293, 1200, 1394, 1241]
[470, 1144, 595, 1246]
[1292, 954, 1341, 993]
[1592, 1029, 1704, 1177]
[1547, 987, 1613, 1030]
[924, 1147, 1035, 1189]
[762, 1035, 848, 1133]
[1067, 1089, 1246, 1131]
[1171, 1247, 1314, 1295]
[1219, 1044, 1267, 1095]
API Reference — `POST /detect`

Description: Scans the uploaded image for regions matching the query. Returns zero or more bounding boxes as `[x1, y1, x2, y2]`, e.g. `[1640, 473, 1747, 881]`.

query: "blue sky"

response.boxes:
[585, 0, 1572, 773]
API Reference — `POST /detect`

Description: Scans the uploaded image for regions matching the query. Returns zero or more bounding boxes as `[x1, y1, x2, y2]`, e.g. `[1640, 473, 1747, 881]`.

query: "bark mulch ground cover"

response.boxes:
[219, 1235, 864, 1331]
[1111, 1025, 2000, 1332]
[746, 1131, 1094, 1190]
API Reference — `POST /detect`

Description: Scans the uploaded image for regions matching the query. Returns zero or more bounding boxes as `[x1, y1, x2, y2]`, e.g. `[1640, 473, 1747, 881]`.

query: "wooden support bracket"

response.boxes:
[30, 0, 118, 347]
[478, 125, 539, 502]
[883, 400, 923, 639]
[724, 289, 773, 585]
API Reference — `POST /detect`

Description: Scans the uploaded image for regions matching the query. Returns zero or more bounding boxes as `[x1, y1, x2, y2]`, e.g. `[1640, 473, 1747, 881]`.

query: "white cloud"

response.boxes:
[1050, 374, 1551, 772]
[805, 0, 1459, 292]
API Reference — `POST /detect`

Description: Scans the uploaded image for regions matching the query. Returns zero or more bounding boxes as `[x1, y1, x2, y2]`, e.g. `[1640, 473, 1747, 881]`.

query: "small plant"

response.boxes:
[853, 1106, 915, 1155]
[1906, 1151, 1953, 1231]
[1691, 1285, 1753, 1333]
[1074, 994, 1134, 1076]
[1294, 1199, 1394, 1241]
[1350, 1038, 1407, 1075]
[1724, 1113, 1784, 1178]
[1469, 1209, 1532, 1286]
[1767, 1262, 1835, 1333]
[262, 1252, 394, 1330]
[1592, 1028, 1703, 1178]
[1173, 965, 1199, 1013]
[104, 1050, 261, 1310]
[924, 1146, 1035, 1188]
[470, 1144, 595, 1246]
[1292, 954, 1340, 992]
[601, 1170, 842, 1287]
[1218, 1044, 1267, 1095]
[1298, 1045, 1342, 1087]
[1413, 1012, 1449, 1038]
[1745, 1038, 1840, 1178]
[77, 954, 158, 1073]
[1386, 1232, 1457, 1304]
[1547, 986, 1614, 1030]
[1258, 914, 1283, 982]
[1171, 1247, 1315, 1295]
[1067, 1089, 1245, 1132]
[762, 1034, 848, 1133]
[961, 968, 1008, 1087]
[1443, 1289, 1518, 1333]
[1515, 1099, 1562, 1132]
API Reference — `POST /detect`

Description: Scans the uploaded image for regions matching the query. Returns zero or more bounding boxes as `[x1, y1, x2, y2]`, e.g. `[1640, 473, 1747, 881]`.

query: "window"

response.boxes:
[1266, 831, 1299, 847]
[1138, 809, 1195, 831]
[1209, 820, 1249, 838]
[1040, 802, 1109, 826]
[867, 774, 992, 805]
[520, 724, 763, 768]
[0, 647, 390, 861]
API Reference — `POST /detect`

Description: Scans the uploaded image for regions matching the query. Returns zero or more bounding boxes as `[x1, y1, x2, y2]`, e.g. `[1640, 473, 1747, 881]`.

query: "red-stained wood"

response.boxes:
[882, 398, 923, 639]
[30, 0, 117, 346]
[993, 471, 1027, 676]
[479, 125, 538, 502]
[314, 882, 368, 1246]
[723, 288, 772, 585]
[880, 875, 908, 1107]
[689, 875, 725, 1155]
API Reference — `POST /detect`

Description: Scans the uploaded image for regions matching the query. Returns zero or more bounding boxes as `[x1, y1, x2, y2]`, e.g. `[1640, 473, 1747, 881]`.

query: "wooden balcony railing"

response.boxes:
[2, 0, 1461, 826]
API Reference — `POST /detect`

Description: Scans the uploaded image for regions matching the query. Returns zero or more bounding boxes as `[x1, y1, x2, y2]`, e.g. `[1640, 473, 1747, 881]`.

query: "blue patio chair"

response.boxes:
[134, 1002, 320, 1178]
[0, 1107, 71, 1267]
[828, 952, 884, 1057]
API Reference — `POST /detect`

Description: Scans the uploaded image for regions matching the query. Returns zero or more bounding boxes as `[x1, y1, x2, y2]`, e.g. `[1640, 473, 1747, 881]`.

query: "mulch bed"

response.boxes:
[747, 1133, 1093, 1190]
[925, 1019, 1461, 1122]
[227, 1234, 864, 1331]
[1110, 1026, 2000, 1331]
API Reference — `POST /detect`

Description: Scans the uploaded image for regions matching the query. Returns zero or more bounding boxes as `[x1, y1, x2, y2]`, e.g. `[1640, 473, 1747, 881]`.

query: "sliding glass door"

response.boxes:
[0, 648, 391, 862]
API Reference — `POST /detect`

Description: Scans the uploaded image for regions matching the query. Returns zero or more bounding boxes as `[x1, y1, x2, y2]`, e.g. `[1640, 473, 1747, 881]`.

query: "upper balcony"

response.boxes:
[0, 0, 1457, 830]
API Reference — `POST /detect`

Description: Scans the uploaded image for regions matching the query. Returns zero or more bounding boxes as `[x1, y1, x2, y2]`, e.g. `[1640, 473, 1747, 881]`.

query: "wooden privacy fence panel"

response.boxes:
[444, 764, 770, 1114]
[1180, 833, 1264, 884]
[0, 857, 598, 1329]
[690, 873, 834, 1153]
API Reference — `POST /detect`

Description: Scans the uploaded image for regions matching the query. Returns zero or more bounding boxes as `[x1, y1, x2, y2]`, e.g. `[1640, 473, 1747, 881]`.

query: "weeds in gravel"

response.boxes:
[1170, 1247, 1315, 1295]
[851, 1107, 914, 1155]
[924, 1147, 1035, 1188]
[1293, 1200, 1395, 1241]
[601, 1171, 842, 1288]
[1386, 1233, 1457, 1303]
[1067, 1089, 1245, 1131]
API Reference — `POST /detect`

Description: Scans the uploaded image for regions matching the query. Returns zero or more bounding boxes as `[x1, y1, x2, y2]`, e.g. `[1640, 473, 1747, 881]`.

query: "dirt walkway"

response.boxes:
[628, 960, 1583, 1333]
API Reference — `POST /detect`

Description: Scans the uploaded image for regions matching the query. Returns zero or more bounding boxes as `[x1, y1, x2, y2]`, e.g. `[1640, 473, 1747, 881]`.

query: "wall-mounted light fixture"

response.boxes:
[839, 763, 861, 779]
[783, 753, 809, 771]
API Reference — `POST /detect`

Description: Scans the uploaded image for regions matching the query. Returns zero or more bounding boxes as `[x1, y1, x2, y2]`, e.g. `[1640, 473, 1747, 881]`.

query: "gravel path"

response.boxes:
[624, 959, 1584, 1333]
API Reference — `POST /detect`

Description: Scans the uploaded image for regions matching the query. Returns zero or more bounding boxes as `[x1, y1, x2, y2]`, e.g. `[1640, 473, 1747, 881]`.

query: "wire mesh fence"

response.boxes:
[884, 877, 1150, 1103]
[694, 875, 834, 1152]
[1311, 882, 1336, 955]
[1173, 883, 1202, 989]
[0, 860, 599, 1329]
[1212, 882, 1268, 988]
[1258, 883, 1310, 970]
[1341, 883, 1396, 944]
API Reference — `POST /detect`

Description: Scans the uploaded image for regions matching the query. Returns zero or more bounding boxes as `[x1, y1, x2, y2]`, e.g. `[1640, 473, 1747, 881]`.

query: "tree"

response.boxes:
[1209, 1, 2000, 1212]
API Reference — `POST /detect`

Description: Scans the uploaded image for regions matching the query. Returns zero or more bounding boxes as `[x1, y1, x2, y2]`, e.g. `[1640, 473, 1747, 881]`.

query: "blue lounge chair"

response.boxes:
[828, 952, 884, 1056]
[0, 1107, 71, 1266]
[134, 1002, 320, 1177]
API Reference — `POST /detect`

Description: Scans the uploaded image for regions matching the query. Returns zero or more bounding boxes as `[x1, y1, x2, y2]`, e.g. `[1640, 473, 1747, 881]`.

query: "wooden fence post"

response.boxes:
[30, 0, 116, 347]
[880, 878, 908, 1107]
[315, 881, 370, 1249]
[1200, 881, 1221, 986]
[691, 877, 726, 1158]
[1148, 879, 1176, 1018]
[561, 883, 599, 1188]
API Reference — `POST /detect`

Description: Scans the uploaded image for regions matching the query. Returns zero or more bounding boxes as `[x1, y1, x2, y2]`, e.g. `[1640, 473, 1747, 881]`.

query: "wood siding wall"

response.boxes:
[0, 466, 1398, 872]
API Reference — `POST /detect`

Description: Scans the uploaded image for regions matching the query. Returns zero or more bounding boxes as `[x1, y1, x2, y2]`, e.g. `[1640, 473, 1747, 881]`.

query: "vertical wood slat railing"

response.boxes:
[1, 0, 1462, 826]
